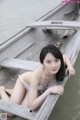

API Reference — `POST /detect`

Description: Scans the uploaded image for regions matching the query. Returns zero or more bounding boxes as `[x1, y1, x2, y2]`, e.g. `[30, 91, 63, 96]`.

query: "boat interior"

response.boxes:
[0, 3, 80, 120]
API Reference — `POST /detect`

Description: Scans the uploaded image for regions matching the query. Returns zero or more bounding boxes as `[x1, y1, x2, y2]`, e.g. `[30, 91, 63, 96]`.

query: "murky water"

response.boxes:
[0, 0, 61, 44]
[49, 53, 80, 120]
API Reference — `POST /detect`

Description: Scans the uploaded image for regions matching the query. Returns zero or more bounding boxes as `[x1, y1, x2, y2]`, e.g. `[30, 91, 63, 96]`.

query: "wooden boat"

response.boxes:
[0, 3, 80, 120]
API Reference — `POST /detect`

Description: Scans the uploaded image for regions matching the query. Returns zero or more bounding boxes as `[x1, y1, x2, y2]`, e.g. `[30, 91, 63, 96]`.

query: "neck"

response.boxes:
[43, 68, 55, 79]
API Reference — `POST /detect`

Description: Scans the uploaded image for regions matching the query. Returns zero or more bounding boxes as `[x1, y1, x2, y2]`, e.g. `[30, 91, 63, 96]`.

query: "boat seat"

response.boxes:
[0, 99, 36, 119]
[28, 20, 80, 30]
[0, 58, 41, 71]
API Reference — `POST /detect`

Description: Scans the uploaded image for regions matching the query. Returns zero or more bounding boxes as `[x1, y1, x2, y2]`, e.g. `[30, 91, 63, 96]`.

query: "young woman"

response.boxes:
[0, 44, 75, 115]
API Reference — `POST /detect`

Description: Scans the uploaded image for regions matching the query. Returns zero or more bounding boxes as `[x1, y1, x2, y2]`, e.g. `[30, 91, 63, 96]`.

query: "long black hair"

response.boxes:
[40, 44, 65, 81]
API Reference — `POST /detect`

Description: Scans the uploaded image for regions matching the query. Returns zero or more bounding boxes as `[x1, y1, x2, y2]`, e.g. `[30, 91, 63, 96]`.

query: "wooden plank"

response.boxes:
[0, 32, 80, 120]
[0, 4, 79, 120]
[35, 30, 80, 120]
[0, 58, 41, 71]
[0, 100, 36, 120]
[28, 21, 80, 30]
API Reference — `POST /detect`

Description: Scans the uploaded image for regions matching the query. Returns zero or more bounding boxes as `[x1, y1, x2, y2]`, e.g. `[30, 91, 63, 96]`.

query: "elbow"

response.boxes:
[29, 104, 36, 111]
[63, 54, 70, 65]
[28, 102, 36, 111]
[63, 54, 66, 64]
[63, 54, 68, 60]
[30, 107, 35, 111]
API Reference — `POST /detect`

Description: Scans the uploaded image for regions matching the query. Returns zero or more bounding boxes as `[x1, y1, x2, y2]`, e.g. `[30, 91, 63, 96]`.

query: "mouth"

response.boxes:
[51, 68, 57, 71]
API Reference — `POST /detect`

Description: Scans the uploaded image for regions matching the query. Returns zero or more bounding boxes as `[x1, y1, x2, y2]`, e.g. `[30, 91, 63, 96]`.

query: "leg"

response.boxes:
[9, 78, 26, 104]
[0, 77, 27, 116]
[0, 78, 26, 116]
[21, 91, 40, 108]
[6, 88, 13, 95]
[21, 91, 29, 107]
[0, 86, 10, 101]
[0, 79, 26, 104]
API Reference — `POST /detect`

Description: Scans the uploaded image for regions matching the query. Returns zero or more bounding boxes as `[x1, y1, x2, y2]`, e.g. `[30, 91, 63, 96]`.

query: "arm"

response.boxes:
[29, 85, 64, 111]
[28, 73, 64, 110]
[63, 54, 75, 77]
[29, 87, 50, 110]
[28, 72, 49, 110]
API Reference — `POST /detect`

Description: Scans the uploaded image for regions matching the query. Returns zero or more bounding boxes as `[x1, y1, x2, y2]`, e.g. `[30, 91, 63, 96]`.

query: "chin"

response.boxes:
[50, 70, 59, 74]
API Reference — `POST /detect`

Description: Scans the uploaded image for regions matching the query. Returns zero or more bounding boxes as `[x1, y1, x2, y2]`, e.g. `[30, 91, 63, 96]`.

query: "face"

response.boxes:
[43, 53, 61, 75]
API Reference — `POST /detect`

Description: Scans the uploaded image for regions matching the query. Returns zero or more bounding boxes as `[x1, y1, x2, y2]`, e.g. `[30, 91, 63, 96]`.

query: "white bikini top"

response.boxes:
[19, 75, 45, 91]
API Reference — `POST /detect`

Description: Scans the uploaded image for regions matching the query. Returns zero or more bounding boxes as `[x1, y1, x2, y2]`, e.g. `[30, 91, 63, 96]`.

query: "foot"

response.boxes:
[0, 86, 5, 92]
[6, 89, 13, 95]
[0, 86, 5, 97]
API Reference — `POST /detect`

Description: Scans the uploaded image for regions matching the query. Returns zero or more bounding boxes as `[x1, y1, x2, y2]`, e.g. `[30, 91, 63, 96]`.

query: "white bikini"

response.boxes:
[19, 75, 45, 93]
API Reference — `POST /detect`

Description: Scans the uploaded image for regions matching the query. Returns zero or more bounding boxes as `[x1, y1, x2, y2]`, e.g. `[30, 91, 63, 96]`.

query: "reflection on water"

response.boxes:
[49, 53, 80, 120]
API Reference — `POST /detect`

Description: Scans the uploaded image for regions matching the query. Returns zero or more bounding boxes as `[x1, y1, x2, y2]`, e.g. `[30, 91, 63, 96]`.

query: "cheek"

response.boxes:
[57, 62, 61, 69]
[43, 63, 50, 69]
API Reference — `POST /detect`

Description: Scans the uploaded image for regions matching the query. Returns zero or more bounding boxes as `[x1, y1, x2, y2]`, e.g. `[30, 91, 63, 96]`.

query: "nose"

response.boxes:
[52, 62, 56, 68]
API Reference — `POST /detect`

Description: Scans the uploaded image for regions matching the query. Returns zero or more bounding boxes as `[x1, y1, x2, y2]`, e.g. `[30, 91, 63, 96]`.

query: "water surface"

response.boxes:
[49, 53, 80, 120]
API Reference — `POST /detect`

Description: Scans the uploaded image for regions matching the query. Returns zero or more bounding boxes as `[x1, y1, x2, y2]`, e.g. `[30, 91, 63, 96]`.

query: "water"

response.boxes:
[49, 53, 80, 120]
[0, 0, 62, 44]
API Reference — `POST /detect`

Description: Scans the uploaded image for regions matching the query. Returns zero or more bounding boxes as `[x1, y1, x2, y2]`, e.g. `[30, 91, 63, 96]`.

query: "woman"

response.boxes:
[0, 44, 75, 114]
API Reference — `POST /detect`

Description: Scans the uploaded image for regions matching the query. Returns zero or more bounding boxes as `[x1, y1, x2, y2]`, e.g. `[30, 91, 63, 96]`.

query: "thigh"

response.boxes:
[10, 78, 26, 104]
[21, 91, 40, 108]
[21, 91, 29, 107]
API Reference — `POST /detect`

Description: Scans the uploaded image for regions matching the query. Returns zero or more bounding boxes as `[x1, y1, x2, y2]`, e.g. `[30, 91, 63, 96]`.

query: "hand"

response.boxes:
[65, 66, 75, 77]
[48, 85, 64, 95]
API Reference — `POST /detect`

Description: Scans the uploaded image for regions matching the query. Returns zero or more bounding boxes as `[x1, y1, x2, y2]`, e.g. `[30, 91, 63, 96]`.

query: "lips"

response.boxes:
[51, 68, 57, 71]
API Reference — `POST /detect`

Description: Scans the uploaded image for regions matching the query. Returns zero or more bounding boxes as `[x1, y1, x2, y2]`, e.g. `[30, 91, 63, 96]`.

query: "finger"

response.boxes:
[65, 69, 69, 76]
[57, 89, 64, 94]
[68, 72, 71, 77]
[58, 86, 64, 90]
[65, 69, 68, 75]
[57, 91, 63, 95]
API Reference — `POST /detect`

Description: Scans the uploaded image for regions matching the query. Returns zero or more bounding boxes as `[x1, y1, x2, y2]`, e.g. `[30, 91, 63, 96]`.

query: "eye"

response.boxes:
[46, 60, 51, 63]
[55, 59, 60, 62]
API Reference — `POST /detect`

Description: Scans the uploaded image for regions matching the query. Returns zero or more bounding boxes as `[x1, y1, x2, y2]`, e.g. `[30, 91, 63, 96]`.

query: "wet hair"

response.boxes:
[40, 44, 65, 81]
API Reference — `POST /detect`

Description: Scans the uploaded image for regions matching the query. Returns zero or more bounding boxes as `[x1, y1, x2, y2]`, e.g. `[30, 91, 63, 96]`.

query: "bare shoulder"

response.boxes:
[34, 66, 44, 76]
[31, 67, 44, 85]
[33, 67, 44, 79]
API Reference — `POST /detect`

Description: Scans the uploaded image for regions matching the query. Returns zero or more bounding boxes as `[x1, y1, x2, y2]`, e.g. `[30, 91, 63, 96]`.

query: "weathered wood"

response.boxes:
[0, 30, 80, 120]
[0, 100, 35, 120]
[35, 30, 80, 120]
[0, 3, 79, 120]
[0, 31, 80, 120]
[62, 30, 71, 39]
[0, 38, 34, 62]
[0, 27, 32, 52]
[28, 21, 80, 30]
[0, 58, 41, 71]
